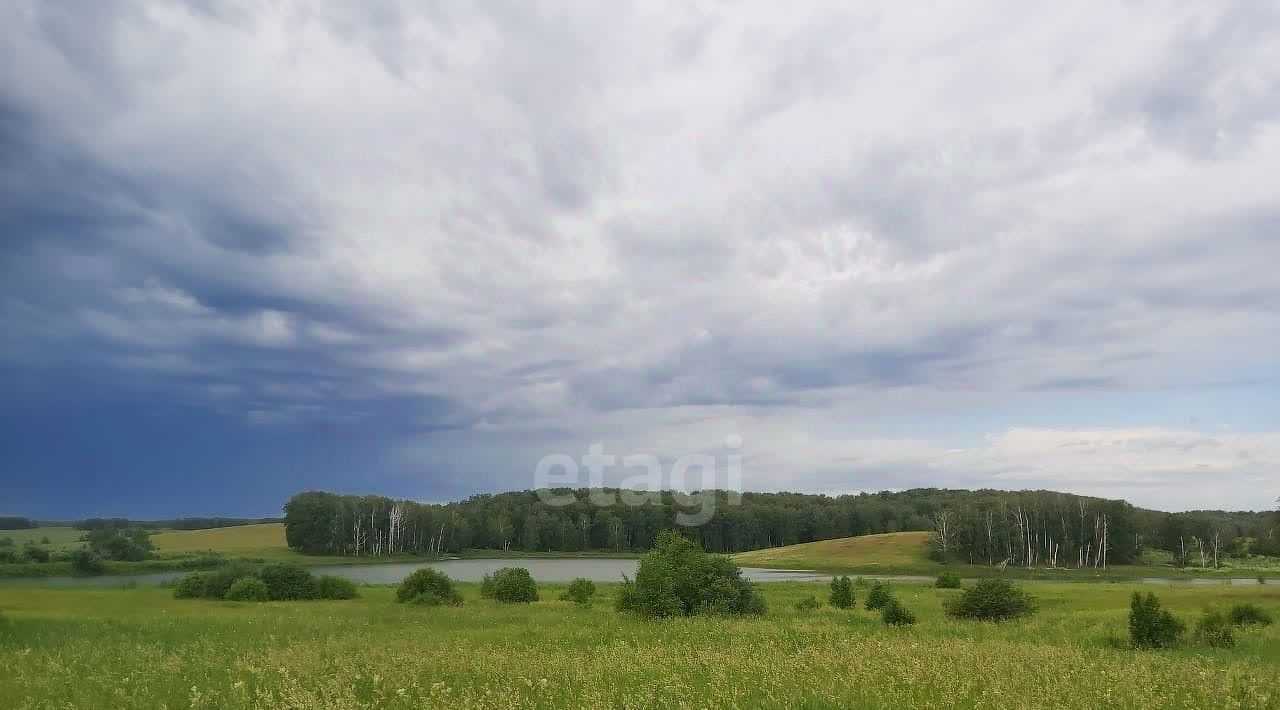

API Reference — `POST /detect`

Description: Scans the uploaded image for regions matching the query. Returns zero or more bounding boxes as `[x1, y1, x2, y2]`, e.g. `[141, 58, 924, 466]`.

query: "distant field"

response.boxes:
[150, 523, 291, 558]
[733, 531, 1280, 580]
[2, 579, 1277, 708]
[733, 531, 933, 570]
[0, 527, 84, 551]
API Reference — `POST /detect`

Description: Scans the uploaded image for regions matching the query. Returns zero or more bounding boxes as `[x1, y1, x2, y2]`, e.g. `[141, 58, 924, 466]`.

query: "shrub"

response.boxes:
[315, 575, 358, 600]
[86, 527, 153, 561]
[881, 598, 916, 626]
[0, 538, 13, 547]
[1128, 592, 1184, 649]
[224, 577, 270, 602]
[480, 573, 495, 599]
[0, 548, 18, 563]
[828, 575, 854, 609]
[935, 571, 962, 589]
[615, 576, 638, 612]
[40, 536, 50, 545]
[945, 579, 1037, 621]
[490, 567, 539, 603]
[559, 577, 596, 606]
[202, 564, 261, 600]
[396, 568, 462, 606]
[173, 572, 209, 599]
[1195, 609, 1234, 648]
[1227, 603, 1272, 627]
[179, 554, 226, 570]
[259, 564, 319, 601]
[22, 544, 50, 563]
[70, 548, 105, 575]
[864, 581, 892, 611]
[617, 531, 766, 618]
[795, 595, 821, 613]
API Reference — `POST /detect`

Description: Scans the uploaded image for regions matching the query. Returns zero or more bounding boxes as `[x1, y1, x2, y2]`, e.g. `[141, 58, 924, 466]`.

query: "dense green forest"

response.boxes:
[283, 488, 1279, 567]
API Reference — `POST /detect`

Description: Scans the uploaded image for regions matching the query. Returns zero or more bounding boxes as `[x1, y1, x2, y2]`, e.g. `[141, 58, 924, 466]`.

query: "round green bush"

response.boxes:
[224, 576, 270, 602]
[828, 575, 854, 609]
[490, 567, 539, 603]
[396, 568, 462, 606]
[1228, 603, 1272, 627]
[172, 572, 209, 599]
[934, 571, 962, 589]
[616, 531, 766, 617]
[944, 578, 1037, 621]
[881, 598, 916, 626]
[559, 577, 596, 605]
[315, 575, 358, 600]
[201, 564, 261, 600]
[1128, 592, 1183, 648]
[864, 581, 892, 610]
[1195, 609, 1234, 648]
[259, 564, 319, 600]
[70, 548, 105, 575]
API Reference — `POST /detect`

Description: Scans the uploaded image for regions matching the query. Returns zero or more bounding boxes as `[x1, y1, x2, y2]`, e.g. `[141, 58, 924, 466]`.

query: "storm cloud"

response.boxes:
[2, 1, 1278, 515]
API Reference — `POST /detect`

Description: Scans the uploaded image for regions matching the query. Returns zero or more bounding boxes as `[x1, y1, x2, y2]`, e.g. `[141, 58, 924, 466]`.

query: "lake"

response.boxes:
[0, 558, 1271, 588]
[0, 558, 828, 588]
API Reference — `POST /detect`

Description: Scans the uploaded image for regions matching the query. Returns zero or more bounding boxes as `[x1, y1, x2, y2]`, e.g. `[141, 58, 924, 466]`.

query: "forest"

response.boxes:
[283, 488, 1279, 567]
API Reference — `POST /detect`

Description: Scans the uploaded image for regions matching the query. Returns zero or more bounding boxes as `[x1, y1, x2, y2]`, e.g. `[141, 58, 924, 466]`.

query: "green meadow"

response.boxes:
[2, 579, 1277, 709]
[0, 526, 86, 551]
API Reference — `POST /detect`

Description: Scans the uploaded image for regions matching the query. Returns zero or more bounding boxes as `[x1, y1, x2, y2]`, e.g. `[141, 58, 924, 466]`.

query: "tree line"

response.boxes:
[71, 517, 282, 531]
[282, 487, 1278, 566]
[927, 491, 1140, 566]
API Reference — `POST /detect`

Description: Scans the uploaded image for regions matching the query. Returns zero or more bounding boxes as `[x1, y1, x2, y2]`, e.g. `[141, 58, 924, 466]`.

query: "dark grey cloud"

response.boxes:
[2, 0, 1278, 509]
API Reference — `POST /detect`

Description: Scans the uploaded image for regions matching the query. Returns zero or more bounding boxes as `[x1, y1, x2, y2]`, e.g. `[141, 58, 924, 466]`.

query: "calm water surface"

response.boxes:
[1, 558, 1272, 588]
[0, 558, 825, 588]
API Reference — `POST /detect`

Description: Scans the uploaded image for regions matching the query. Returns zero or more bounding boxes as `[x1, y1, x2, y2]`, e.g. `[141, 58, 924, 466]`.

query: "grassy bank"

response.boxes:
[1, 579, 1277, 708]
[2, 521, 642, 579]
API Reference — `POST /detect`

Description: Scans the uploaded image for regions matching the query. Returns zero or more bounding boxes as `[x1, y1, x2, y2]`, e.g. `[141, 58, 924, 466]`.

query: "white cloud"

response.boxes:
[2, 1, 1278, 509]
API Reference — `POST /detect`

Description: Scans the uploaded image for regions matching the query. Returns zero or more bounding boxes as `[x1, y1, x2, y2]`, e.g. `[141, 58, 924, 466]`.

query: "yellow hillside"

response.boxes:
[732, 531, 933, 570]
[150, 523, 291, 559]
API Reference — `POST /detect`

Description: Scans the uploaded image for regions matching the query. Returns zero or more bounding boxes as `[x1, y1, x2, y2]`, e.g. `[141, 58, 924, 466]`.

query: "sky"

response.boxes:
[2, 1, 1278, 519]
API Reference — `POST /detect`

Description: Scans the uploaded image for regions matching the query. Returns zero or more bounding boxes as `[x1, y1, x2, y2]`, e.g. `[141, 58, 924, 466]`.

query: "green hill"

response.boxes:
[150, 523, 292, 559]
[732, 531, 934, 571]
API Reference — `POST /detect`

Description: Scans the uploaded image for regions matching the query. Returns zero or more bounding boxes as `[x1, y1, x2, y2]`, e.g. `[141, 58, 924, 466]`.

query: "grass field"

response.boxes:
[733, 531, 934, 570]
[0, 527, 85, 551]
[150, 523, 291, 559]
[1, 579, 1277, 709]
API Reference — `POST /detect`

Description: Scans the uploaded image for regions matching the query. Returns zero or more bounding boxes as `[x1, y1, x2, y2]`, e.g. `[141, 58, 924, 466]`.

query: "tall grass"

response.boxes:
[1, 581, 1277, 708]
